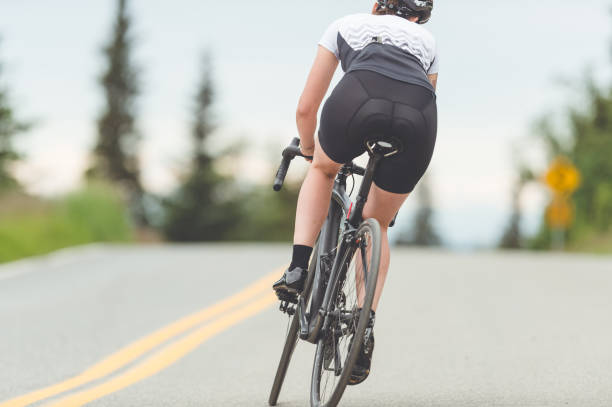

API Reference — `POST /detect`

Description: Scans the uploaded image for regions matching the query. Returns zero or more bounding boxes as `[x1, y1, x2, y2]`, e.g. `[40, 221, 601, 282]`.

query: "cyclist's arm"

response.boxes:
[428, 73, 438, 91]
[296, 46, 339, 156]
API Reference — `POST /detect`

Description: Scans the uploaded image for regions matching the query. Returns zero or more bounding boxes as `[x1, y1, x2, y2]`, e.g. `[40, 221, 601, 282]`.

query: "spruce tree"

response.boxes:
[163, 53, 239, 241]
[89, 0, 146, 225]
[0, 40, 29, 192]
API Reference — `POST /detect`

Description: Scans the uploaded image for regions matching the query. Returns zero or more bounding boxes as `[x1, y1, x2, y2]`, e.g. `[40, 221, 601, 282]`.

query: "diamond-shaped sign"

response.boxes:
[546, 197, 573, 228]
[545, 157, 581, 194]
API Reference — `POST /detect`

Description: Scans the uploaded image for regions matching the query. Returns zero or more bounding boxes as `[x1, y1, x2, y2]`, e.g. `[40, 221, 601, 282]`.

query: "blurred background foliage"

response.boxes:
[0, 39, 29, 192]
[162, 52, 242, 242]
[499, 72, 612, 253]
[0, 0, 300, 263]
[529, 77, 612, 252]
[86, 0, 147, 227]
[1, 0, 611, 264]
[0, 184, 131, 263]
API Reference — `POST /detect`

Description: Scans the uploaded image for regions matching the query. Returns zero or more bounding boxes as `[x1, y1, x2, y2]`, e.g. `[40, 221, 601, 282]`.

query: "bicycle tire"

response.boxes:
[268, 243, 319, 406]
[310, 218, 382, 407]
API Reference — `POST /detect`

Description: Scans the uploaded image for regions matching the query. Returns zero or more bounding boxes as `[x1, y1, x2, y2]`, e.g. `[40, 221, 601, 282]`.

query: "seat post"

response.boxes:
[348, 151, 384, 228]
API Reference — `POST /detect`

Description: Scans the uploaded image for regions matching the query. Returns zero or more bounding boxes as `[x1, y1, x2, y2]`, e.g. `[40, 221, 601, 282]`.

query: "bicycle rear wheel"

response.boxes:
[310, 218, 381, 407]
[268, 243, 318, 406]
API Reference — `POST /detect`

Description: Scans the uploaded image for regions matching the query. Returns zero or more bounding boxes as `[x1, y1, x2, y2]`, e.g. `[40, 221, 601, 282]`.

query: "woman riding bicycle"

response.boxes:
[273, 0, 438, 385]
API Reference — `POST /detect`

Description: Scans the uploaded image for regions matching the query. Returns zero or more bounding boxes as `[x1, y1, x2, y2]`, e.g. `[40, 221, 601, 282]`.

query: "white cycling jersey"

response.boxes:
[319, 13, 439, 91]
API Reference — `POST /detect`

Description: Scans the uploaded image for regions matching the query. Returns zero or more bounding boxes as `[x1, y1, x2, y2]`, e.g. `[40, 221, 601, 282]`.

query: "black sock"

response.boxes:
[290, 245, 313, 270]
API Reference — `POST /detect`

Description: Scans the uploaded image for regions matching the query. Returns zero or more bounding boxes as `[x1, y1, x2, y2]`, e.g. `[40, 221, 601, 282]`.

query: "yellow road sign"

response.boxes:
[544, 157, 581, 194]
[546, 197, 573, 229]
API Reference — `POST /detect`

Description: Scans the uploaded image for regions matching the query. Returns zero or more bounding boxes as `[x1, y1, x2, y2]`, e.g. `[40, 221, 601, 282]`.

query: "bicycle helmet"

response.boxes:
[376, 0, 434, 24]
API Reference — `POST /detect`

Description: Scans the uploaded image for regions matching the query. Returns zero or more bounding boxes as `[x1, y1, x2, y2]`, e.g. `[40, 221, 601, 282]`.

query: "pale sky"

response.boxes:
[1, 0, 611, 247]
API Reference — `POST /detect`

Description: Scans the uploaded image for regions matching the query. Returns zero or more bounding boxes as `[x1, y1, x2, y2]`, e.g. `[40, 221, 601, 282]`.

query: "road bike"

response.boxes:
[268, 137, 399, 407]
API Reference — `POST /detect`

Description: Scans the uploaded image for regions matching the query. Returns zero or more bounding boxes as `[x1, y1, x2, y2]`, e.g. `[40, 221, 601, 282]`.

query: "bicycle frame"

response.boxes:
[299, 170, 349, 343]
[298, 144, 390, 344]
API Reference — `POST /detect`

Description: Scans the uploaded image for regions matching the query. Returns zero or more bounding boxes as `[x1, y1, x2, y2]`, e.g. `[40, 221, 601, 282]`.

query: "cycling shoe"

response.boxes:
[272, 266, 307, 303]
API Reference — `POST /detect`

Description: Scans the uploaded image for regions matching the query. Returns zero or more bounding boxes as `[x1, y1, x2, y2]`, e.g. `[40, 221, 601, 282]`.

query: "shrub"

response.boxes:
[0, 184, 132, 263]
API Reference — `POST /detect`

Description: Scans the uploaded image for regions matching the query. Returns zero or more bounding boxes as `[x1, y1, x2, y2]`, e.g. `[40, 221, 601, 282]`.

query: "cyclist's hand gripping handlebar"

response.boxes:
[273, 137, 313, 191]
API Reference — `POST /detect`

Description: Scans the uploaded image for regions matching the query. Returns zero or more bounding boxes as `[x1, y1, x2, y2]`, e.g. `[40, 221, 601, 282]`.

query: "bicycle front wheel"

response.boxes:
[268, 243, 319, 406]
[310, 218, 381, 407]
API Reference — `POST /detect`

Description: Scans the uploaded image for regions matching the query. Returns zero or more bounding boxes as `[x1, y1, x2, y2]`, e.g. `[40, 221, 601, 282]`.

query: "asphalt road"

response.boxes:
[1, 244, 612, 407]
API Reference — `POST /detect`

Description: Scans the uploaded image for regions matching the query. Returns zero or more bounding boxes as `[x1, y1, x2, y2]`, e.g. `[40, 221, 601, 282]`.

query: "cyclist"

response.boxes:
[273, 0, 438, 385]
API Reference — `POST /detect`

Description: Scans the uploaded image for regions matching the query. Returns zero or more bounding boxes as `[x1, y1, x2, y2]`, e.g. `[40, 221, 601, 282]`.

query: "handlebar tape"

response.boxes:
[273, 137, 300, 191]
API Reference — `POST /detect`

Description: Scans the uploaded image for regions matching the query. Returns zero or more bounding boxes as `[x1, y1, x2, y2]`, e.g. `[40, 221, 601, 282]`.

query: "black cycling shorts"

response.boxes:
[319, 70, 437, 194]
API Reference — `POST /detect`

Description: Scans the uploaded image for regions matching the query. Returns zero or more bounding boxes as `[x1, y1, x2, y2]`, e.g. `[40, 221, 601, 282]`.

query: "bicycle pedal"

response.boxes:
[276, 287, 299, 303]
[277, 291, 298, 308]
[279, 302, 297, 316]
[286, 305, 296, 316]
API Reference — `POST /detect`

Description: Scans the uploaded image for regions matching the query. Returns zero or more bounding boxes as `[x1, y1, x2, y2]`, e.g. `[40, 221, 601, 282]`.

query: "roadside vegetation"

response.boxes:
[0, 185, 132, 263]
[502, 74, 612, 253]
[1, 0, 610, 265]
[0, 0, 299, 265]
[499, 32, 612, 253]
[528, 77, 612, 252]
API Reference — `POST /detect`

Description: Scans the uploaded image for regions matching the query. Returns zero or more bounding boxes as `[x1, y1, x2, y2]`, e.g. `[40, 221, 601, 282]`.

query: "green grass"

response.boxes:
[568, 231, 612, 254]
[0, 184, 133, 264]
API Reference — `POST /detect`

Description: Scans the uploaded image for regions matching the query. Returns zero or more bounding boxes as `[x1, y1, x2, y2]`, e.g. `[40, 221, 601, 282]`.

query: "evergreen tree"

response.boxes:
[232, 181, 299, 242]
[163, 53, 240, 241]
[89, 0, 146, 225]
[396, 176, 441, 246]
[0, 40, 29, 191]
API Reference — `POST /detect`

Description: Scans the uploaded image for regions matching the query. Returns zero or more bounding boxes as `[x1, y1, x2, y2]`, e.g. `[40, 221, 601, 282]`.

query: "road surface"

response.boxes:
[1, 244, 612, 406]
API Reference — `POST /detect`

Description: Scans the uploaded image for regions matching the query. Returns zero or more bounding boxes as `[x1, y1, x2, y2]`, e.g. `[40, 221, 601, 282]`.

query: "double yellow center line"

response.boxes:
[0, 268, 282, 407]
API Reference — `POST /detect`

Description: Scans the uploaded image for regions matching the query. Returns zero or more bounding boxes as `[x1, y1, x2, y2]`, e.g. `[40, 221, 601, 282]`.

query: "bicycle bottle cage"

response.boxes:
[365, 138, 402, 157]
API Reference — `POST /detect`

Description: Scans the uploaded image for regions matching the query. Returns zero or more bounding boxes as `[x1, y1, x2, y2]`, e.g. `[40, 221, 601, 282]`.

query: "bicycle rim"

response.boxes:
[310, 219, 381, 407]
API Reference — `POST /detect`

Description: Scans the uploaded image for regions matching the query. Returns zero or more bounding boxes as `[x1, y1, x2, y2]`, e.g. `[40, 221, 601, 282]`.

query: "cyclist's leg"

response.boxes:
[293, 71, 370, 248]
[293, 135, 343, 247]
[361, 184, 410, 311]
[274, 73, 367, 297]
